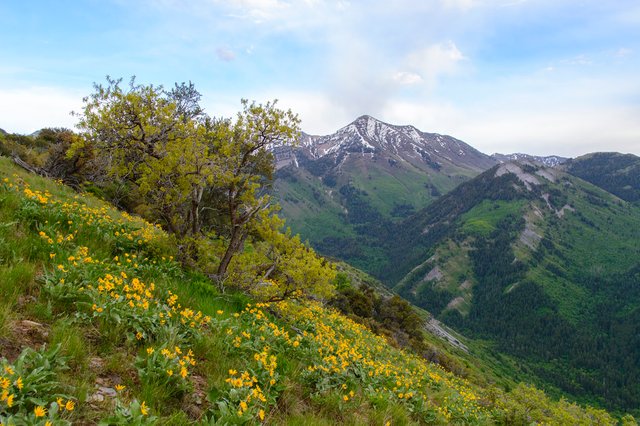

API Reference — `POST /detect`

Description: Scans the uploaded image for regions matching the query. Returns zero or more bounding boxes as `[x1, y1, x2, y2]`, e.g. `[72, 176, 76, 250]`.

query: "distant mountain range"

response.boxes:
[273, 116, 501, 266]
[385, 157, 640, 411]
[563, 152, 640, 203]
[273, 116, 567, 267]
[491, 152, 568, 167]
[274, 116, 640, 413]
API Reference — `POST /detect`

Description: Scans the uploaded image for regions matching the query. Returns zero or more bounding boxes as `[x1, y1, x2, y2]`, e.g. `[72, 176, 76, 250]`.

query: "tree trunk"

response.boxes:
[216, 225, 246, 277]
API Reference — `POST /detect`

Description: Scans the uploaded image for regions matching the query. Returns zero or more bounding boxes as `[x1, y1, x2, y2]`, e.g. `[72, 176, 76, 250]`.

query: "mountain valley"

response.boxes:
[274, 117, 640, 414]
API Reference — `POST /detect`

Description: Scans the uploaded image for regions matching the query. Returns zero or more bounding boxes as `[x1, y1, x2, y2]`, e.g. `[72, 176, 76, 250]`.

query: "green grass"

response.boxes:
[0, 156, 633, 425]
[460, 200, 526, 236]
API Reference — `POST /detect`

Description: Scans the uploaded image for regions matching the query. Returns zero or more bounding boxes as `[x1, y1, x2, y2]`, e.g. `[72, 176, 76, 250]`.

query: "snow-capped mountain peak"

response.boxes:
[289, 116, 497, 172]
[491, 153, 569, 167]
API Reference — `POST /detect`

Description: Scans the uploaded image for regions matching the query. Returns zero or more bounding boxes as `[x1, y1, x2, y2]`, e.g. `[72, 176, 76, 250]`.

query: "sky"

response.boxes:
[0, 0, 639, 157]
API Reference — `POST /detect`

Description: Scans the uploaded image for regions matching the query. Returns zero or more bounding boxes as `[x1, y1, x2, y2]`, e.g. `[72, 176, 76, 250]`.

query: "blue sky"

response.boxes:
[1, 0, 639, 157]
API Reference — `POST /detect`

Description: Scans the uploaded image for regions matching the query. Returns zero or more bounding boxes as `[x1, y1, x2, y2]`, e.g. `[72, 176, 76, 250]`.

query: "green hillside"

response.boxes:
[274, 161, 472, 275]
[564, 152, 640, 203]
[383, 162, 640, 414]
[1, 158, 634, 424]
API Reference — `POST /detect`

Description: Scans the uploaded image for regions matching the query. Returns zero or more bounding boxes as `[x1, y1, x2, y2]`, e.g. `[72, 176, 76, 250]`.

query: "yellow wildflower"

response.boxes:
[34, 406, 47, 417]
[115, 384, 126, 391]
[140, 401, 149, 416]
[65, 400, 75, 411]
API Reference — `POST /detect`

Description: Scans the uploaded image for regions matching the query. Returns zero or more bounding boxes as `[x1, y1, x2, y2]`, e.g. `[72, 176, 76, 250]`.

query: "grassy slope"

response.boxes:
[564, 152, 640, 203]
[274, 154, 480, 256]
[0, 157, 632, 425]
[389, 166, 640, 415]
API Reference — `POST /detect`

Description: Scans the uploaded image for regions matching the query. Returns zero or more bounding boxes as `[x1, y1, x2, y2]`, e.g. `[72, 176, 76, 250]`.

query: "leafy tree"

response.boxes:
[249, 212, 335, 301]
[73, 77, 302, 283]
[211, 99, 300, 276]
[73, 76, 210, 243]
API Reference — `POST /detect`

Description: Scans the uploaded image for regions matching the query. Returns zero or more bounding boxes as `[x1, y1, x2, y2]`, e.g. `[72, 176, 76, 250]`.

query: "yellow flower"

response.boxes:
[259, 409, 265, 421]
[239, 401, 248, 411]
[343, 395, 349, 401]
[6, 393, 14, 407]
[115, 384, 126, 391]
[166, 369, 173, 376]
[34, 406, 47, 417]
[46, 421, 53, 426]
[14, 377, 23, 390]
[3, 366, 14, 375]
[216, 310, 224, 315]
[147, 347, 154, 355]
[140, 401, 149, 416]
[65, 400, 75, 411]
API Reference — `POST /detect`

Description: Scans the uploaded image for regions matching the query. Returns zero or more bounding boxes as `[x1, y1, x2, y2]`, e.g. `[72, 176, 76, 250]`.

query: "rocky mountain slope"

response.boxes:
[371, 160, 640, 413]
[491, 152, 568, 167]
[273, 116, 496, 264]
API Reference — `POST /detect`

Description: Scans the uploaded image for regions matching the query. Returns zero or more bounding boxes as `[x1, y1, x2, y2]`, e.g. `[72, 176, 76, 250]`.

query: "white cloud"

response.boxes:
[453, 104, 640, 157]
[216, 47, 236, 61]
[440, 0, 476, 11]
[615, 47, 632, 58]
[562, 54, 593, 66]
[393, 71, 423, 85]
[405, 41, 466, 86]
[224, 0, 290, 23]
[0, 87, 82, 134]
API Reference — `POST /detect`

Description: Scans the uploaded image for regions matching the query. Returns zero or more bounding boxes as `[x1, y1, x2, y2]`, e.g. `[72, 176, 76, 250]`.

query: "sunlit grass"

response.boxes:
[0, 156, 631, 425]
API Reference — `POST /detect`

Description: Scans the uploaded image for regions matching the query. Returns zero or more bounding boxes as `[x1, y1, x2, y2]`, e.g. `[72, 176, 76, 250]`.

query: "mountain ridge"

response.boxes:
[341, 158, 640, 413]
[282, 115, 496, 172]
[491, 152, 568, 167]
